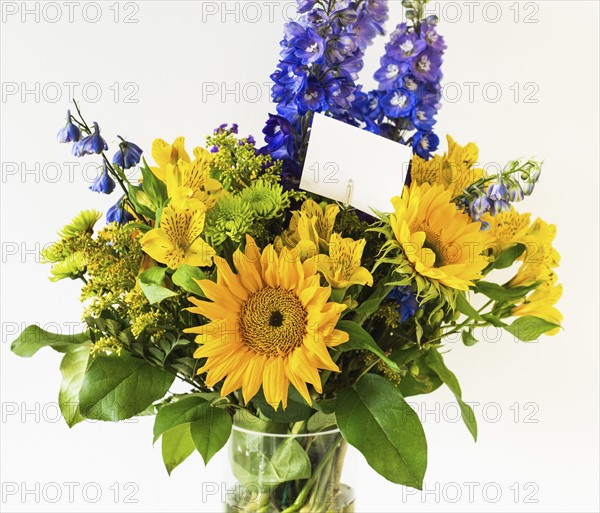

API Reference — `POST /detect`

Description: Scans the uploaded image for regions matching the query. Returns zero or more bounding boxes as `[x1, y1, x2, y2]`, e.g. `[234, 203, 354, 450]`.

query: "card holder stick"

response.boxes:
[344, 179, 354, 208]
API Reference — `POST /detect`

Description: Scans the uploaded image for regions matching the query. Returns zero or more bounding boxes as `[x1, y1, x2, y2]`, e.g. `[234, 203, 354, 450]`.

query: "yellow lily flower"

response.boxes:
[140, 190, 215, 269]
[316, 233, 373, 289]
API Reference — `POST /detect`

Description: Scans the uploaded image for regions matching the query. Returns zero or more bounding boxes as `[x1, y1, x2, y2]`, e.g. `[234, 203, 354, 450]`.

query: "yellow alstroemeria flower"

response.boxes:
[316, 233, 373, 290]
[411, 135, 485, 198]
[512, 276, 563, 335]
[508, 218, 560, 287]
[150, 137, 191, 183]
[484, 208, 532, 256]
[282, 200, 339, 257]
[140, 189, 215, 269]
[165, 147, 223, 209]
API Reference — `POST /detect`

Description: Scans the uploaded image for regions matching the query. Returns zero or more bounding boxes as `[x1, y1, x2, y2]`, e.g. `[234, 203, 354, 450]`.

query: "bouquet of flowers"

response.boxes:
[12, 1, 562, 512]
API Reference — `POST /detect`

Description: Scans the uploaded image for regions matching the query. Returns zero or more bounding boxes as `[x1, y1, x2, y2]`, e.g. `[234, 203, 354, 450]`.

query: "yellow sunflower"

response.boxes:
[184, 236, 349, 408]
[390, 182, 492, 291]
[140, 189, 215, 269]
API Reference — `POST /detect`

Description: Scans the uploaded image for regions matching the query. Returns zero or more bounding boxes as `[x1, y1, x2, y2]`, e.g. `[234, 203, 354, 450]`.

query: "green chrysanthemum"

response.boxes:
[49, 253, 86, 282]
[240, 179, 289, 219]
[58, 210, 102, 238]
[205, 195, 254, 246]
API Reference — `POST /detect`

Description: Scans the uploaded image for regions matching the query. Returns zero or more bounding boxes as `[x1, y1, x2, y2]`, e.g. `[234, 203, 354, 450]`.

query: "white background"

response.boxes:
[1, 1, 599, 512]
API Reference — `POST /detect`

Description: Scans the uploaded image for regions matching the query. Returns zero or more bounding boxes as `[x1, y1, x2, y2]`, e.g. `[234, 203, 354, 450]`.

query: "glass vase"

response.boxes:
[225, 424, 355, 513]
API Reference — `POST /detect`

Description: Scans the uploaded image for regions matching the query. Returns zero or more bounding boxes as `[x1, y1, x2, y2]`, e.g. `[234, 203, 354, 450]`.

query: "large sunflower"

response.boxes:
[184, 236, 348, 408]
[390, 182, 491, 291]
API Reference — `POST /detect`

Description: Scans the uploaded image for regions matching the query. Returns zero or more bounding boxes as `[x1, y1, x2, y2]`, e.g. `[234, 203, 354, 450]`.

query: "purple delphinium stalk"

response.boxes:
[262, 0, 390, 186]
[352, 11, 446, 160]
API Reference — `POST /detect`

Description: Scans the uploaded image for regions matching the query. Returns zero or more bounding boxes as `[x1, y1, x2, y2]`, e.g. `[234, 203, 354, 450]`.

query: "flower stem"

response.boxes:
[280, 433, 344, 513]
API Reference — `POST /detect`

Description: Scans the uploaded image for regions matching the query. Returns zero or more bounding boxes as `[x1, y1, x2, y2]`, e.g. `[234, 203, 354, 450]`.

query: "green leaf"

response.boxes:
[79, 353, 174, 421]
[352, 286, 392, 324]
[127, 184, 156, 220]
[424, 350, 478, 441]
[190, 407, 232, 464]
[141, 161, 168, 211]
[306, 411, 337, 432]
[461, 330, 478, 347]
[252, 388, 315, 423]
[138, 267, 178, 304]
[161, 423, 196, 475]
[397, 362, 442, 397]
[474, 281, 540, 302]
[504, 316, 560, 341]
[58, 343, 92, 427]
[455, 293, 484, 322]
[336, 374, 427, 489]
[230, 432, 311, 486]
[153, 395, 209, 442]
[337, 320, 401, 373]
[11, 325, 90, 358]
[172, 265, 206, 296]
[268, 438, 311, 481]
[481, 313, 507, 328]
[486, 243, 526, 271]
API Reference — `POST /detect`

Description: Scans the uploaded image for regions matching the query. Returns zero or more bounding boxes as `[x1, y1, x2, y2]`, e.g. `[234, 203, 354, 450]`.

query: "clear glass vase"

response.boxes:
[225, 424, 355, 513]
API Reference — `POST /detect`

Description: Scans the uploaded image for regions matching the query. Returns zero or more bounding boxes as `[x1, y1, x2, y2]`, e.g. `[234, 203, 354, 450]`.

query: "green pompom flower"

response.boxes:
[240, 180, 289, 220]
[205, 195, 254, 246]
[58, 210, 102, 238]
[49, 253, 86, 282]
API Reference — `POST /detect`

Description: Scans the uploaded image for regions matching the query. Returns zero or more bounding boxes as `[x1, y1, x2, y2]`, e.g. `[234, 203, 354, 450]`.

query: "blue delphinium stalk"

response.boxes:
[107, 196, 134, 224]
[457, 159, 543, 227]
[89, 163, 116, 195]
[57, 110, 81, 143]
[112, 137, 143, 169]
[263, 0, 390, 185]
[72, 122, 108, 157]
[358, 3, 445, 160]
[388, 286, 419, 322]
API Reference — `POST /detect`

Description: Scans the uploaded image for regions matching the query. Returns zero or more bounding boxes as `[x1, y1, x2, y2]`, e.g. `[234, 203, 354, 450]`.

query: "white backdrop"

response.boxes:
[1, 1, 599, 512]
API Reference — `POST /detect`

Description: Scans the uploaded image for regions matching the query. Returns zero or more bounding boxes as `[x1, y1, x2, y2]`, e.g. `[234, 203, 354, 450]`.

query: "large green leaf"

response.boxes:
[138, 267, 178, 304]
[172, 265, 206, 296]
[505, 316, 560, 341]
[11, 325, 90, 357]
[59, 343, 92, 428]
[424, 350, 477, 441]
[337, 320, 401, 373]
[79, 353, 174, 421]
[336, 374, 427, 489]
[474, 281, 540, 302]
[161, 423, 196, 475]
[230, 434, 311, 486]
[153, 395, 209, 442]
[190, 407, 232, 464]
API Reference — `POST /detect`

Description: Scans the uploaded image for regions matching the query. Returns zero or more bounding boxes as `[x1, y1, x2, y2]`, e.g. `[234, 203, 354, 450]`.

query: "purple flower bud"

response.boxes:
[72, 122, 108, 157]
[89, 162, 116, 195]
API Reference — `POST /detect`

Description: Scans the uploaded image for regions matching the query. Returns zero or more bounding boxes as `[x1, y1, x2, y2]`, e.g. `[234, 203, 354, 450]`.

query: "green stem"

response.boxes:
[280, 433, 344, 513]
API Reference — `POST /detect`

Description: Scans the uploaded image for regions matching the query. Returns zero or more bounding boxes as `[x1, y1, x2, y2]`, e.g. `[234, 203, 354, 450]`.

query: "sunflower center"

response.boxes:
[416, 224, 459, 267]
[239, 287, 307, 357]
